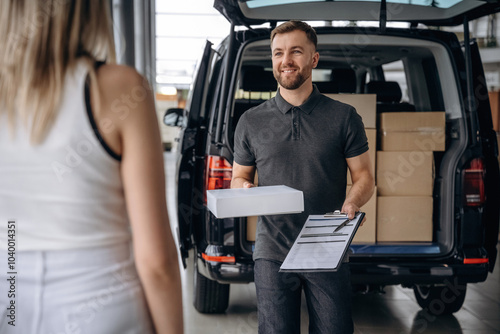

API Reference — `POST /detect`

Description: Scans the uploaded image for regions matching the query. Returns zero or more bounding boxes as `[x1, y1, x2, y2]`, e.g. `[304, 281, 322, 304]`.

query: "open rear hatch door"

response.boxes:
[176, 41, 215, 267]
[215, 0, 500, 27]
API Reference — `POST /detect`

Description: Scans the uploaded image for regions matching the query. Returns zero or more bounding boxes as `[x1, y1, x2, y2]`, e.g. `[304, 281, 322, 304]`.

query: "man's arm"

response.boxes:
[231, 162, 256, 188]
[343, 151, 375, 220]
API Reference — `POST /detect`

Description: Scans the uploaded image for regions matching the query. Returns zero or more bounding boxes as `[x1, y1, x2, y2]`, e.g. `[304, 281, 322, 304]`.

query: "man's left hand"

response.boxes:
[341, 202, 365, 226]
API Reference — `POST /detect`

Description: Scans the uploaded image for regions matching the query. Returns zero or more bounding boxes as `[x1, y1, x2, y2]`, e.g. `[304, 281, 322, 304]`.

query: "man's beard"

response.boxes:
[274, 68, 309, 90]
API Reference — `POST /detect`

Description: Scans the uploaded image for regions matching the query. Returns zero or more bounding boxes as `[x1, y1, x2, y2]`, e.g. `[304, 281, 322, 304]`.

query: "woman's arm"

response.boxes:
[94, 64, 183, 334]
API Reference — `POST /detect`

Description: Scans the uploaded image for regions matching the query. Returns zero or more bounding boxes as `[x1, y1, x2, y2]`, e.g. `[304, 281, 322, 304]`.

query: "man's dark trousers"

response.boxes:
[254, 259, 354, 334]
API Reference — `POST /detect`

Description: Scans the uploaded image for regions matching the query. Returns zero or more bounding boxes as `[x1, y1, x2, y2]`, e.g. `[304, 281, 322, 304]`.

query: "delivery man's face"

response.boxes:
[271, 29, 319, 91]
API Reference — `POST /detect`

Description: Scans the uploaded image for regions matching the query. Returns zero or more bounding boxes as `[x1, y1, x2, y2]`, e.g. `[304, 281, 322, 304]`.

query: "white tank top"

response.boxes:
[0, 61, 131, 250]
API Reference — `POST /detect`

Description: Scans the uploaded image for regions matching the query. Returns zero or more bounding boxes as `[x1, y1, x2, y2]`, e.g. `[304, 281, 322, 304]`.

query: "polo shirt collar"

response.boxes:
[275, 85, 322, 115]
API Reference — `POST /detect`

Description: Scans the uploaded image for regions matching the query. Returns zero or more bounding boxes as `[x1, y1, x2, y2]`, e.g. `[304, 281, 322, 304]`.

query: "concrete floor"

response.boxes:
[164, 152, 500, 334]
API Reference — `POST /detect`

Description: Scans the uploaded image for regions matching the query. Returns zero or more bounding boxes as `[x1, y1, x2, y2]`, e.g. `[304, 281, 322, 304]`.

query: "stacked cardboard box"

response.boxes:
[376, 112, 445, 242]
[377, 151, 434, 196]
[376, 151, 434, 241]
[377, 197, 433, 242]
[349, 110, 448, 243]
[379, 112, 445, 152]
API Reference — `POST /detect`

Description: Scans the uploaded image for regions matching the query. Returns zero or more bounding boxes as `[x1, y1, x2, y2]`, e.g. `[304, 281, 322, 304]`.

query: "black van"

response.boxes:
[165, 0, 500, 314]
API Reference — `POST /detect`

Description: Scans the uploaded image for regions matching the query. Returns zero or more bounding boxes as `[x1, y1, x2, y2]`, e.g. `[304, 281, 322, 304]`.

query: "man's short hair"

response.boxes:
[270, 21, 317, 50]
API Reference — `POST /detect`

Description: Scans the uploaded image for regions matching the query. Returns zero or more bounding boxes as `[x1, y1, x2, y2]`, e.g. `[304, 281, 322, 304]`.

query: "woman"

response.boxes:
[0, 1, 183, 333]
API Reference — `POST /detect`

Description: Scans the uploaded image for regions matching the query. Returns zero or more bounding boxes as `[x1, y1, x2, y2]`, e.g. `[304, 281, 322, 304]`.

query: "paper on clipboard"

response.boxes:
[280, 212, 365, 272]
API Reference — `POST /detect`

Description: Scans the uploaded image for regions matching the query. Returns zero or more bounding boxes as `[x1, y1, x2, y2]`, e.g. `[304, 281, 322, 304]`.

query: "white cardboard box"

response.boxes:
[207, 185, 304, 218]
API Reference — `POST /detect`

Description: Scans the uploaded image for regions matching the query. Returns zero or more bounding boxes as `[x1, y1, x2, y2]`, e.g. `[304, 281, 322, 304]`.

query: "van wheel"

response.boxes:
[413, 284, 466, 315]
[193, 255, 230, 313]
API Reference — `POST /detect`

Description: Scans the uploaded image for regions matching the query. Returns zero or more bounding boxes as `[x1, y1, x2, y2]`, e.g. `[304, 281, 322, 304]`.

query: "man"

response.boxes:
[231, 21, 374, 334]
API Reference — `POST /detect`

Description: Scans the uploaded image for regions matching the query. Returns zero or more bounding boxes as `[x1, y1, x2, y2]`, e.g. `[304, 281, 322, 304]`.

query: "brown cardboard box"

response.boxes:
[325, 94, 377, 128]
[347, 186, 377, 243]
[379, 112, 445, 151]
[377, 151, 434, 196]
[347, 129, 377, 185]
[247, 216, 257, 242]
[377, 196, 433, 242]
[489, 91, 499, 132]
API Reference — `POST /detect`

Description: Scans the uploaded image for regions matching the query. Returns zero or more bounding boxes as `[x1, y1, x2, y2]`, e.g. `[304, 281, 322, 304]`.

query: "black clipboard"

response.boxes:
[280, 212, 365, 272]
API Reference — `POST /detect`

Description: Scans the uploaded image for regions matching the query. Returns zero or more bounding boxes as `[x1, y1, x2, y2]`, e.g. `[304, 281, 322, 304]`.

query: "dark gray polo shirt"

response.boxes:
[234, 86, 368, 262]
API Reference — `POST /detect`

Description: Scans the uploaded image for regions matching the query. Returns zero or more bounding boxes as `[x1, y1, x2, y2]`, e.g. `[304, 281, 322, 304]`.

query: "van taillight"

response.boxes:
[205, 155, 232, 193]
[463, 158, 486, 207]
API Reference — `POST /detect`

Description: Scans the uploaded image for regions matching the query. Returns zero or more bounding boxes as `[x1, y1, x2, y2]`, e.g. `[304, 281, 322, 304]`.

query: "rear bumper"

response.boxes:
[349, 262, 489, 285]
[197, 255, 489, 286]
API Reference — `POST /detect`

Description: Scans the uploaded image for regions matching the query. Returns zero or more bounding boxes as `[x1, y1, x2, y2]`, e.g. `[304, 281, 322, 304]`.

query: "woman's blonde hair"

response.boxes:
[0, 0, 116, 144]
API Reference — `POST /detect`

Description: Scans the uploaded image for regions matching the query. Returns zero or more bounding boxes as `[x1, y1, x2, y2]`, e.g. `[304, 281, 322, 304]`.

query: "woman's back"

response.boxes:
[0, 61, 131, 251]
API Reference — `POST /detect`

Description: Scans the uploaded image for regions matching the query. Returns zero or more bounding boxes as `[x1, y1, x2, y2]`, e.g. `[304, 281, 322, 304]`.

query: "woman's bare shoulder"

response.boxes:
[96, 64, 149, 94]
[89, 64, 155, 156]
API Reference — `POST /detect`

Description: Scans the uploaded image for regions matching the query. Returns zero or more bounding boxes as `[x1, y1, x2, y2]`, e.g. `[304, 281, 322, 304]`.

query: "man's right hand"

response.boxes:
[231, 162, 257, 189]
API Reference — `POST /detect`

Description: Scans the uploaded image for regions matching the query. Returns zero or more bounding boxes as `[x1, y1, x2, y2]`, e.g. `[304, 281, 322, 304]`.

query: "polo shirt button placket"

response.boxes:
[292, 107, 300, 140]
